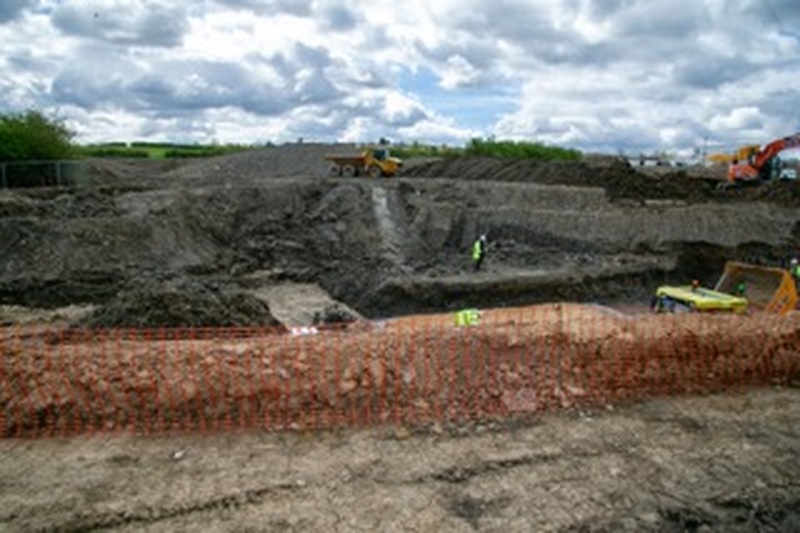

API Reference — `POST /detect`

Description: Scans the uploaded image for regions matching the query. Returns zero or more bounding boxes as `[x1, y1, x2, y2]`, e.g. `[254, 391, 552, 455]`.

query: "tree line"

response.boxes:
[391, 138, 582, 161]
[0, 110, 255, 161]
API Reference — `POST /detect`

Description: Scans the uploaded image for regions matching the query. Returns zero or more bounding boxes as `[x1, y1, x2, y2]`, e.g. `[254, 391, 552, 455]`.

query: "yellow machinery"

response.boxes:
[714, 262, 797, 315]
[727, 133, 800, 184]
[653, 285, 747, 314]
[325, 148, 403, 178]
[706, 144, 761, 165]
[653, 261, 797, 316]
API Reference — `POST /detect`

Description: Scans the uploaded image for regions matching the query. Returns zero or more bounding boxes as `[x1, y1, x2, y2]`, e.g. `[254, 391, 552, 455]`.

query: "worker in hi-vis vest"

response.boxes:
[455, 308, 481, 327]
[472, 234, 487, 272]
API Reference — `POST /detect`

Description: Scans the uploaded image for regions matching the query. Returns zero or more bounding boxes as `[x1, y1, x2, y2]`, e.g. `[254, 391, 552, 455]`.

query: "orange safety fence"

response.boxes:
[1, 304, 798, 439]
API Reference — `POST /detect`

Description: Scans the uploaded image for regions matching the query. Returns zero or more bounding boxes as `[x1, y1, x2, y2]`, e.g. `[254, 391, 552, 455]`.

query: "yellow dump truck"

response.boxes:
[325, 148, 403, 178]
[653, 285, 748, 314]
[652, 261, 797, 316]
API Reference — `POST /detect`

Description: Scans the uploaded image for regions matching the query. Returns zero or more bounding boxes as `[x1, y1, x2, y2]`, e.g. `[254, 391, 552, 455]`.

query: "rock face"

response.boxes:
[0, 144, 798, 325]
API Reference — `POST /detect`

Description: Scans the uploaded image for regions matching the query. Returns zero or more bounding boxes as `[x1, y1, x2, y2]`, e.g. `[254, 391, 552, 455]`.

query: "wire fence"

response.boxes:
[1, 305, 798, 439]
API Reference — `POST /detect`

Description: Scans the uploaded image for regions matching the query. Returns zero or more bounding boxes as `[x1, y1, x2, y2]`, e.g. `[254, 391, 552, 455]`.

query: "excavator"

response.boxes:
[726, 132, 800, 185]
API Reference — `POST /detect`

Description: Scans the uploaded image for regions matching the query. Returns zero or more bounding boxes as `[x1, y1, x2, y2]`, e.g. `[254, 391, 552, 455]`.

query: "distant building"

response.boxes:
[626, 155, 684, 168]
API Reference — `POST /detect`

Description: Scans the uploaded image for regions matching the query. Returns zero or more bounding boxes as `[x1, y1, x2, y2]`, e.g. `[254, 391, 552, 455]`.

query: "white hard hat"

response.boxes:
[792, 258, 799, 265]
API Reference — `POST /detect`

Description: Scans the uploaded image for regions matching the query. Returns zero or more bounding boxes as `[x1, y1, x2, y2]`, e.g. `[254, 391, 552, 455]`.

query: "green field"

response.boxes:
[75, 142, 258, 159]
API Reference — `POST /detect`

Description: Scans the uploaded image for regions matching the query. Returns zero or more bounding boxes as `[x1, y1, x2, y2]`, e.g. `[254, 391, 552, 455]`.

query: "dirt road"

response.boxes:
[1, 388, 798, 532]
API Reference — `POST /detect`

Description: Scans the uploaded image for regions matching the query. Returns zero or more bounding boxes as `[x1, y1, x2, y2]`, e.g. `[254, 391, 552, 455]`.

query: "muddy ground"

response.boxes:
[1, 389, 799, 532]
[0, 145, 798, 326]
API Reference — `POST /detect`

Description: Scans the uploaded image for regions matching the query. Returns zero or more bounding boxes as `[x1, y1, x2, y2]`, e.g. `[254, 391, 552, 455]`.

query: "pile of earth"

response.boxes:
[65, 144, 364, 189]
[401, 157, 800, 207]
[0, 188, 121, 218]
[78, 278, 284, 329]
[159, 143, 360, 183]
[81, 159, 186, 182]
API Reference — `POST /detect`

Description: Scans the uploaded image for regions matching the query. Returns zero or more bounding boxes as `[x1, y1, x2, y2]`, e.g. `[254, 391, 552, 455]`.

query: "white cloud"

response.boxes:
[382, 92, 426, 125]
[439, 55, 483, 90]
[0, 0, 798, 152]
[709, 107, 764, 131]
[398, 118, 482, 145]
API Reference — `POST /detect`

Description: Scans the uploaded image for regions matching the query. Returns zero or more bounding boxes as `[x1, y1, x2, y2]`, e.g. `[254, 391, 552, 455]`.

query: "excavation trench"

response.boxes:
[0, 151, 798, 327]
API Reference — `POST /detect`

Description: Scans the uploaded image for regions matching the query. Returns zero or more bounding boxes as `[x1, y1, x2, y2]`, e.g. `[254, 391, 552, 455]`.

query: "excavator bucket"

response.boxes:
[714, 262, 797, 315]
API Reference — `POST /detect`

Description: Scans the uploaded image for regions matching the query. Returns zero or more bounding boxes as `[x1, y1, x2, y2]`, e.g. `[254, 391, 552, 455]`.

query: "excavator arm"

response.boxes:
[753, 133, 800, 171]
[728, 132, 800, 183]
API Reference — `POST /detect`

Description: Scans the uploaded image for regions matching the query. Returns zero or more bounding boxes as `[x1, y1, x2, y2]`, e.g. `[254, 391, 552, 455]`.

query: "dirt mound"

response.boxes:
[402, 157, 800, 206]
[752, 178, 800, 205]
[79, 278, 283, 328]
[82, 158, 187, 182]
[0, 188, 120, 218]
[161, 143, 360, 182]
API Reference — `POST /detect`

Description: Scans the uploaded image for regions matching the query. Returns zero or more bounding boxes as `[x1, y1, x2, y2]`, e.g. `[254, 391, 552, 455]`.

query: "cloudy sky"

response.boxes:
[1, 0, 799, 155]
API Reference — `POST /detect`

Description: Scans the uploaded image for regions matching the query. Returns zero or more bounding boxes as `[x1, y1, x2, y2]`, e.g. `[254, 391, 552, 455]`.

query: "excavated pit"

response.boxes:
[0, 147, 798, 326]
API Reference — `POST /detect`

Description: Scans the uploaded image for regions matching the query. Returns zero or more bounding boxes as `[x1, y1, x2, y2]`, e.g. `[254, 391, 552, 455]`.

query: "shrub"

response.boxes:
[466, 138, 582, 160]
[392, 139, 581, 161]
[0, 110, 75, 161]
[391, 143, 464, 159]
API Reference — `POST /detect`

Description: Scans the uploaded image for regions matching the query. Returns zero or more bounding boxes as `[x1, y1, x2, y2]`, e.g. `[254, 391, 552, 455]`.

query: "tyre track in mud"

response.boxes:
[12, 481, 305, 532]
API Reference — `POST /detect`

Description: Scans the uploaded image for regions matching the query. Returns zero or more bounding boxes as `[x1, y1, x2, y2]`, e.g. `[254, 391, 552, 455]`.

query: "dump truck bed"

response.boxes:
[324, 155, 368, 166]
[715, 262, 797, 315]
[653, 261, 797, 316]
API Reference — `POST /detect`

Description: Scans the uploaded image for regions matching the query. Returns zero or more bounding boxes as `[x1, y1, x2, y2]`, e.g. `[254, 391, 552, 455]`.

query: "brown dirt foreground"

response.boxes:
[0, 389, 797, 532]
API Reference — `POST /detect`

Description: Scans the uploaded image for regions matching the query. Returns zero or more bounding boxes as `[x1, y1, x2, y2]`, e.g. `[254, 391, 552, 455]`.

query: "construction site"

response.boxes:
[1, 144, 799, 531]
